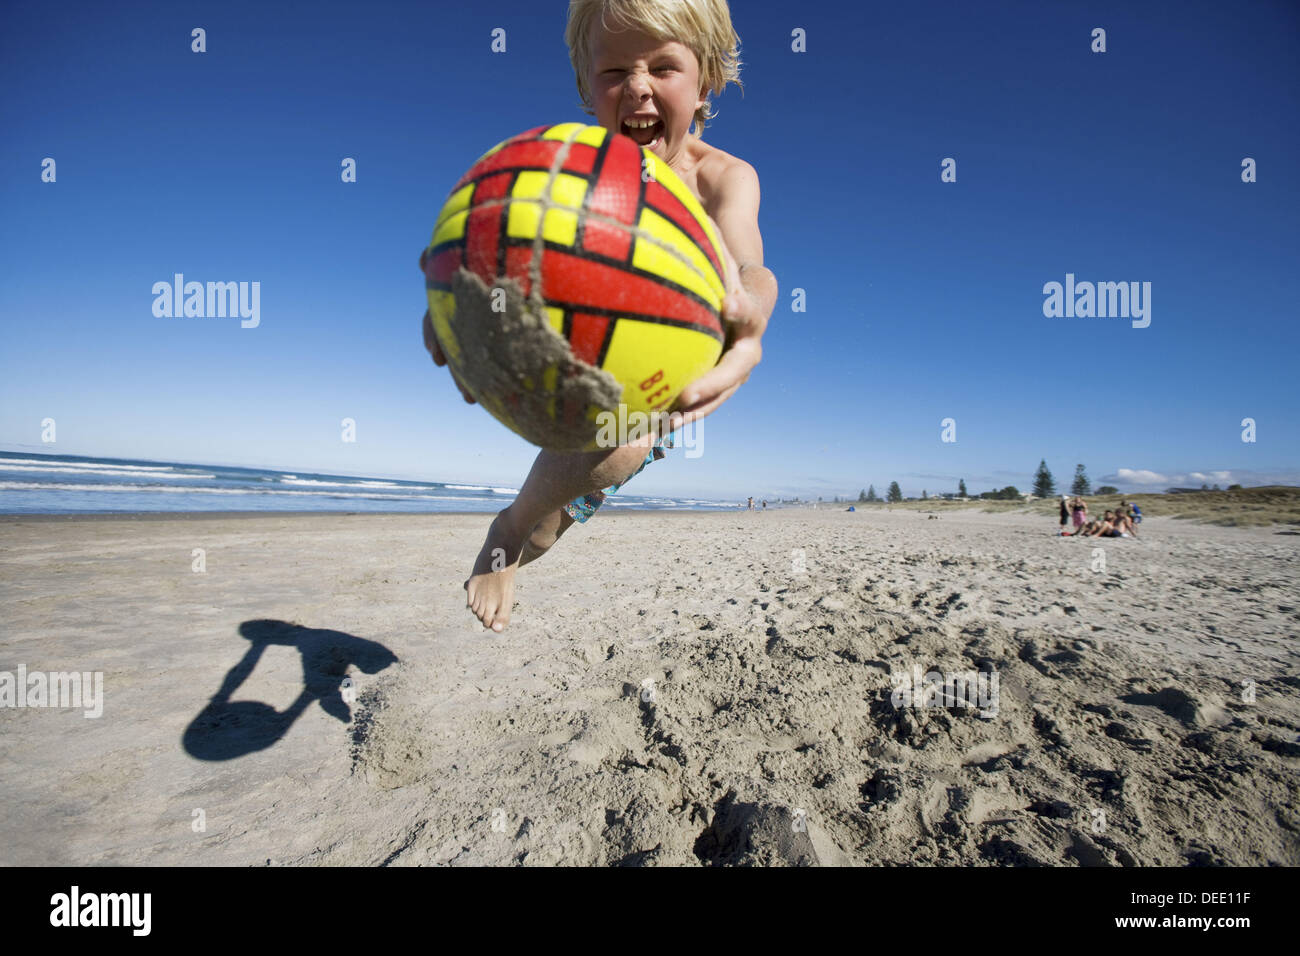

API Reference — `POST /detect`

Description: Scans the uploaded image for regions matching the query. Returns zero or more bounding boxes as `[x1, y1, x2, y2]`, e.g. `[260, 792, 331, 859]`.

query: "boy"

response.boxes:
[424, 0, 778, 631]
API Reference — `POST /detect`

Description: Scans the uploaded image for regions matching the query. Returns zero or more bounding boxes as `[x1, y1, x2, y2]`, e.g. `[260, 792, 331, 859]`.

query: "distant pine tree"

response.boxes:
[858, 488, 867, 502]
[1032, 459, 1056, 498]
[958, 478, 967, 497]
[1071, 464, 1091, 496]
[866, 485, 879, 502]
[921, 490, 928, 499]
[887, 482, 902, 503]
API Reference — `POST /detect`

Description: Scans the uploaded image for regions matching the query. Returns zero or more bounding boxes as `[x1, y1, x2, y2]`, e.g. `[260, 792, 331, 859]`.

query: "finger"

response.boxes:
[422, 310, 445, 364]
[674, 382, 741, 427]
[452, 374, 477, 404]
[722, 292, 748, 325]
[431, 336, 449, 368]
[678, 345, 757, 408]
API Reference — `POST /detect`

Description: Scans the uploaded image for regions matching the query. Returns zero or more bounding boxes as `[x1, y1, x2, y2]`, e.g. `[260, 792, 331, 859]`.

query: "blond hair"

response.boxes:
[565, 0, 742, 135]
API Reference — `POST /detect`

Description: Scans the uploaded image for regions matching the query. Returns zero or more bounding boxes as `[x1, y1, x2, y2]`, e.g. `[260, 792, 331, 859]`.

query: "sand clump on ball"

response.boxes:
[448, 267, 622, 451]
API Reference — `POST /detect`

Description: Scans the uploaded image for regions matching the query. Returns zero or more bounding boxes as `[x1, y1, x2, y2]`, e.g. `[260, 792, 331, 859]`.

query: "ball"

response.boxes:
[422, 122, 727, 451]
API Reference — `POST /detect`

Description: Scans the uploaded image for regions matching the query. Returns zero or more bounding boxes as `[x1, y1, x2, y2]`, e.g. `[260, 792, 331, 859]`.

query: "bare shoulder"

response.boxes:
[689, 140, 760, 217]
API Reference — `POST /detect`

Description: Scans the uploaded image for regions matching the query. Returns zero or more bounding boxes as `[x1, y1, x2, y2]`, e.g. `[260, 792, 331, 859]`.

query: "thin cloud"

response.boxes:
[1105, 467, 1300, 488]
[1113, 468, 1169, 485]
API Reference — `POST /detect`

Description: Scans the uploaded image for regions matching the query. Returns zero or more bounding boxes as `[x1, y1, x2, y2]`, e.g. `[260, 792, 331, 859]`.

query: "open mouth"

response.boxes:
[621, 119, 664, 149]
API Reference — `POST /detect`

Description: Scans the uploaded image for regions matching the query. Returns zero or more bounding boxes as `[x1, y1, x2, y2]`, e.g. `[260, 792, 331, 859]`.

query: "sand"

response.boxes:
[1, 508, 1297, 866]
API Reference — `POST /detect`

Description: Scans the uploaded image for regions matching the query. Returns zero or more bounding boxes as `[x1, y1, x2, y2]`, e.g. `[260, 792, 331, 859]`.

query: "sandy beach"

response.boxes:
[1, 507, 1297, 866]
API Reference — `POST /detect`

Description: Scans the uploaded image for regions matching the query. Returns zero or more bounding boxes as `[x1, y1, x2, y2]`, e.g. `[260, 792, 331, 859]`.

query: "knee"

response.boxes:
[591, 442, 649, 487]
[526, 509, 573, 555]
[527, 526, 556, 553]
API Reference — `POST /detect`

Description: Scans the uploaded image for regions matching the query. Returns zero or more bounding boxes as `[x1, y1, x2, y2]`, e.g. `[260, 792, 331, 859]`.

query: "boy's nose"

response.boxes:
[624, 73, 652, 98]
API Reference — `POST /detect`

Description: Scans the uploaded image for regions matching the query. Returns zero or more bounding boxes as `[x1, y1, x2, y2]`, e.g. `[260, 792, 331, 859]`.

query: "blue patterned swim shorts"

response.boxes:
[563, 440, 668, 524]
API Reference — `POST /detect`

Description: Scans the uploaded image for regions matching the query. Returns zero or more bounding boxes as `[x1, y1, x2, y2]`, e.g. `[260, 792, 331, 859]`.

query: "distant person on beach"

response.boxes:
[1077, 512, 1113, 537]
[762, 500, 767, 509]
[431, 0, 778, 632]
[1095, 510, 1132, 537]
[1115, 502, 1139, 535]
[1059, 495, 1070, 532]
[1076, 512, 1110, 537]
[1074, 509, 1135, 538]
[748, 497, 754, 510]
[1071, 496, 1087, 530]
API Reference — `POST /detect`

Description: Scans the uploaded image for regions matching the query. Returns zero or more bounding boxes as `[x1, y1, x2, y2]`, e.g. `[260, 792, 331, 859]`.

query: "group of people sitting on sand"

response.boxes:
[1059, 495, 1142, 537]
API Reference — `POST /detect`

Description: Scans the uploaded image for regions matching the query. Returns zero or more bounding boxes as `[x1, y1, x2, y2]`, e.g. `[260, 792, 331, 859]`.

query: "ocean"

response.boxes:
[0, 451, 740, 516]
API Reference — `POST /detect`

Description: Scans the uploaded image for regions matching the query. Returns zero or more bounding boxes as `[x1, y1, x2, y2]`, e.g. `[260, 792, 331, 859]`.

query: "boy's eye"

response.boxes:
[599, 67, 675, 77]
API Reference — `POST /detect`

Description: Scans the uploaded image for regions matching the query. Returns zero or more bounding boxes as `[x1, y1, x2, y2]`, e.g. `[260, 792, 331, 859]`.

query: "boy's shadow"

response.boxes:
[183, 619, 398, 761]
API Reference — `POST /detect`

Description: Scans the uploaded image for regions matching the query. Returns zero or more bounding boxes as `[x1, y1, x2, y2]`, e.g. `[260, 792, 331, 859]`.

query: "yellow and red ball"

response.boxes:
[423, 122, 727, 450]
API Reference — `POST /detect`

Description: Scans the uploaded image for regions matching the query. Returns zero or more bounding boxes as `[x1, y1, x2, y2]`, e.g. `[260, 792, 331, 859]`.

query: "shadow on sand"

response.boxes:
[183, 618, 398, 761]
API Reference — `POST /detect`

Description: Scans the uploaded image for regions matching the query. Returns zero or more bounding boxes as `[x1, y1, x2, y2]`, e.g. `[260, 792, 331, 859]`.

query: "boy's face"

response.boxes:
[587, 21, 707, 166]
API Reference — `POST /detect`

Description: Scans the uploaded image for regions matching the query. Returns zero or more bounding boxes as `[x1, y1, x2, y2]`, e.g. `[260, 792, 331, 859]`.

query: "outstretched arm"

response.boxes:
[675, 160, 777, 425]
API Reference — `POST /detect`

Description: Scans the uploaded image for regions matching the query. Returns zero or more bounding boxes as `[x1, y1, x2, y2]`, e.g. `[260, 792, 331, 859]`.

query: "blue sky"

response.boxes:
[2, 0, 1297, 501]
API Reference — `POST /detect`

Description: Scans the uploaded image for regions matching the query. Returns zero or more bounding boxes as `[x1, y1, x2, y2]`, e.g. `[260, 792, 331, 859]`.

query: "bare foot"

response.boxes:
[465, 508, 528, 632]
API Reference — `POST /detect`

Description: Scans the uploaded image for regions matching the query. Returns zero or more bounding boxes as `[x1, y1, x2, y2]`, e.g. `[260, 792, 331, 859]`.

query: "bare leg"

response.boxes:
[519, 507, 575, 567]
[465, 437, 653, 632]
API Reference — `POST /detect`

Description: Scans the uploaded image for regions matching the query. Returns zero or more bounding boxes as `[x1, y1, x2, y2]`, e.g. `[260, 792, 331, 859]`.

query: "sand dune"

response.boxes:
[1, 509, 1296, 865]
